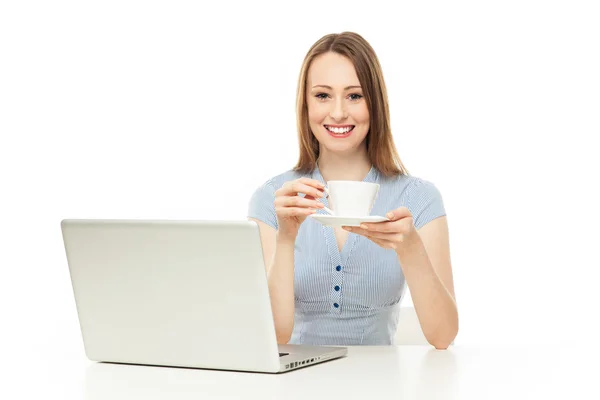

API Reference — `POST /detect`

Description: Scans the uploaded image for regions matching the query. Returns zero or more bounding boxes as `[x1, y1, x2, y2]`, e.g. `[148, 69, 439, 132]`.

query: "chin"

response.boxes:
[321, 140, 364, 155]
[323, 134, 367, 150]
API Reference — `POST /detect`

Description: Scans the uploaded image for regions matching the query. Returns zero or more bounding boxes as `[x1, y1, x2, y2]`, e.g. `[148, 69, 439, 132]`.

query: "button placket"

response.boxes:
[332, 264, 343, 312]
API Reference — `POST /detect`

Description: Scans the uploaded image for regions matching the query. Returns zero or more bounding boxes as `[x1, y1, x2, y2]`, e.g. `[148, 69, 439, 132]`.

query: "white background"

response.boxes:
[1, 0, 599, 398]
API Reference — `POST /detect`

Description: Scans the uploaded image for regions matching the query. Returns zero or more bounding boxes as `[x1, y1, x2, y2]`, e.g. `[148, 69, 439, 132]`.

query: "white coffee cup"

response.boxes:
[322, 181, 380, 217]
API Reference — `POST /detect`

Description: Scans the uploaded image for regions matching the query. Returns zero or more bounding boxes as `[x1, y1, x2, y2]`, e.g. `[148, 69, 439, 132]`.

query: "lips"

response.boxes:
[324, 125, 355, 136]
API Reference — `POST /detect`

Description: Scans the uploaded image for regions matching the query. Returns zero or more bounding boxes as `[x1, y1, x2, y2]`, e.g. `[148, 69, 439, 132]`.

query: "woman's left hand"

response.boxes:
[342, 206, 418, 251]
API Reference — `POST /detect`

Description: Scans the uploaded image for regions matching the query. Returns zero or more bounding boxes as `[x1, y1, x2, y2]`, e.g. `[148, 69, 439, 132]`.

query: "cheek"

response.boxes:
[356, 104, 370, 123]
[307, 102, 328, 123]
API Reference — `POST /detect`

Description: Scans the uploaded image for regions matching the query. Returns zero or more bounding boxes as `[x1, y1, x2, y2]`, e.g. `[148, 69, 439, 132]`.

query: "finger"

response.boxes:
[277, 182, 325, 199]
[292, 182, 327, 198]
[344, 226, 404, 242]
[385, 206, 411, 221]
[343, 226, 377, 236]
[361, 218, 413, 233]
[276, 196, 324, 209]
[305, 191, 329, 200]
[276, 207, 317, 217]
[282, 178, 326, 195]
[305, 195, 328, 211]
[342, 226, 367, 235]
[297, 177, 326, 189]
[342, 227, 373, 240]
[358, 221, 397, 233]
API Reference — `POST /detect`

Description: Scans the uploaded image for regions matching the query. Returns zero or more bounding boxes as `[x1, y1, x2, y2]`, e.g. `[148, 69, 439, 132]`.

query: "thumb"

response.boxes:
[386, 207, 410, 221]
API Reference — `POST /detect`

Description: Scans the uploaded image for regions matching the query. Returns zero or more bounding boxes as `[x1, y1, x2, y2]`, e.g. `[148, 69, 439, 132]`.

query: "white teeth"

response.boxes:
[326, 126, 353, 134]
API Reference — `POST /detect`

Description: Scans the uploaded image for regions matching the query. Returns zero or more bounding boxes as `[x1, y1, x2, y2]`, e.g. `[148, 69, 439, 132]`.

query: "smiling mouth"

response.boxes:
[324, 125, 355, 135]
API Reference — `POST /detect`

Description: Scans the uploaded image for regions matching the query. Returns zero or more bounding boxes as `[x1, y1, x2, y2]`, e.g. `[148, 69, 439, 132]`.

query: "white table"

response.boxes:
[22, 344, 595, 399]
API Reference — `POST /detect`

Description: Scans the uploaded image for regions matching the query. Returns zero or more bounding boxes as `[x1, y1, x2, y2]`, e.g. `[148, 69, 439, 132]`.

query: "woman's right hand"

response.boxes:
[274, 178, 326, 240]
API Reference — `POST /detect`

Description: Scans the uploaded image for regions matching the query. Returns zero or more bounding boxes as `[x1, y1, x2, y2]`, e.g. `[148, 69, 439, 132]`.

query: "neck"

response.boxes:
[317, 146, 372, 182]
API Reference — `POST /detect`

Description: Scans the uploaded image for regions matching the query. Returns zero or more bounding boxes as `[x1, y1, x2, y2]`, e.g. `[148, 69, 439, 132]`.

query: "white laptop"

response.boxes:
[60, 219, 347, 373]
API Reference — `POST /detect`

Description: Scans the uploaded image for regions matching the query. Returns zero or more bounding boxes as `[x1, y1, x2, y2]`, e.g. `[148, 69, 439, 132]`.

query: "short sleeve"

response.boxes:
[407, 178, 446, 229]
[247, 180, 278, 230]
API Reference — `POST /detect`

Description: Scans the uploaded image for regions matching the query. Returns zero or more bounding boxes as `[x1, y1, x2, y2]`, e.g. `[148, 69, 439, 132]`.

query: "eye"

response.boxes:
[349, 93, 363, 101]
[315, 93, 329, 100]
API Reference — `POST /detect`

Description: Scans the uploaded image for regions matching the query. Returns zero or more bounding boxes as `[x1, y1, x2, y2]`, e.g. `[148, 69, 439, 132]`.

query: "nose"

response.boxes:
[329, 98, 347, 121]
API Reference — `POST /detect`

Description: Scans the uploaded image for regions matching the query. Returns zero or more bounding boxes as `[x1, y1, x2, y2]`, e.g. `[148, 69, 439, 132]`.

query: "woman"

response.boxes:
[248, 32, 457, 349]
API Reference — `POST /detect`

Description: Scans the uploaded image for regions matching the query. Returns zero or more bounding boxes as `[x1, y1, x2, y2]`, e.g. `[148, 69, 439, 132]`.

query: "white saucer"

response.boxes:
[309, 214, 389, 227]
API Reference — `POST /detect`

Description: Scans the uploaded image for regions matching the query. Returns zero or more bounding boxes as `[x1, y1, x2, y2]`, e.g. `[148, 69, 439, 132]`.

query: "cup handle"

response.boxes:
[317, 186, 334, 215]
[320, 204, 334, 215]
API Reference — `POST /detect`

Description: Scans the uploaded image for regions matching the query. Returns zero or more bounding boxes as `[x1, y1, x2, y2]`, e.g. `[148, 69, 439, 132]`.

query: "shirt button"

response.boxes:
[334, 285, 340, 291]
[333, 303, 339, 308]
[336, 265, 341, 271]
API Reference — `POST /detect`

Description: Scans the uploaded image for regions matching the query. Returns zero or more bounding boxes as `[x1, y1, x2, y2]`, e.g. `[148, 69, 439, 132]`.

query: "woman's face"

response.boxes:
[306, 52, 370, 155]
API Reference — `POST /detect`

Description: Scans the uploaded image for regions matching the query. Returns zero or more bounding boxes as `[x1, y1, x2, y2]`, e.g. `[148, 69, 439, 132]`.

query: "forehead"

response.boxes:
[307, 52, 360, 88]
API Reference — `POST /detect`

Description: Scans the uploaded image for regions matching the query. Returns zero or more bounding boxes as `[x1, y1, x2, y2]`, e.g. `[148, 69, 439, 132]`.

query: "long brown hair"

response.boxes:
[293, 32, 408, 177]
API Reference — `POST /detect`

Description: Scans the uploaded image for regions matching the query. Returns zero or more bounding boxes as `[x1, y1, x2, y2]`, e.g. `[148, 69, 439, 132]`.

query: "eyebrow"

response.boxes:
[311, 85, 362, 90]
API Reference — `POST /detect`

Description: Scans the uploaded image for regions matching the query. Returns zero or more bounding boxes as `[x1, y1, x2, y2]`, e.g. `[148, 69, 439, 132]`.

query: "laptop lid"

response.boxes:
[61, 219, 281, 372]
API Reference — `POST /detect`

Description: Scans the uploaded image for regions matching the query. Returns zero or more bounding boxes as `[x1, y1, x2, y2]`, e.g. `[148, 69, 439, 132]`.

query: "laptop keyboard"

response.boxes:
[279, 352, 289, 357]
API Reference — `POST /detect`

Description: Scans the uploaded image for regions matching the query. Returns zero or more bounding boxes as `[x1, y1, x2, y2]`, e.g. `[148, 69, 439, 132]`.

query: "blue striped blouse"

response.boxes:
[247, 164, 446, 345]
